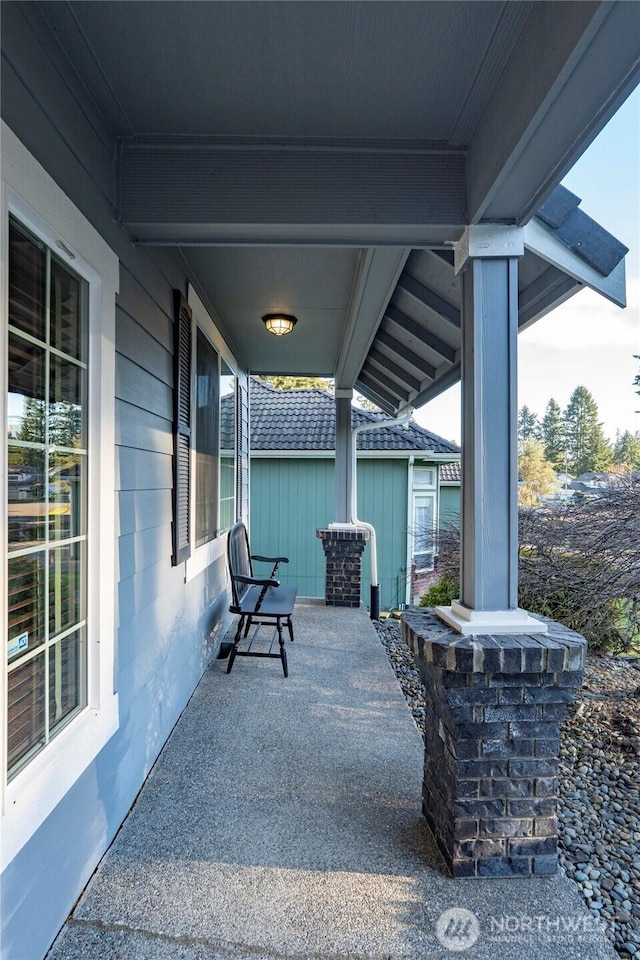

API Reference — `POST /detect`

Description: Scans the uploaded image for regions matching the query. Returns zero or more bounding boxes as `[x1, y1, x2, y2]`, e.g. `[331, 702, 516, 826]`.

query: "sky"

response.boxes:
[413, 86, 640, 448]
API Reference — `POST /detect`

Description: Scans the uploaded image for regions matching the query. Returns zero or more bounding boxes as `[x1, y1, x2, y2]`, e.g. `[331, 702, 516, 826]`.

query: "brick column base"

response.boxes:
[316, 527, 369, 607]
[402, 608, 586, 878]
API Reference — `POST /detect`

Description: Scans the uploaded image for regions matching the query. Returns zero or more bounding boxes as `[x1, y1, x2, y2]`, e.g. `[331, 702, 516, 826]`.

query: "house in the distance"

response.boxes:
[438, 461, 462, 527]
[249, 378, 461, 608]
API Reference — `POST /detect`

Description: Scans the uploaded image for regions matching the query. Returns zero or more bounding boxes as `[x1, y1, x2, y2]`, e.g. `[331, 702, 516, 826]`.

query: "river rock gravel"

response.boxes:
[374, 615, 640, 959]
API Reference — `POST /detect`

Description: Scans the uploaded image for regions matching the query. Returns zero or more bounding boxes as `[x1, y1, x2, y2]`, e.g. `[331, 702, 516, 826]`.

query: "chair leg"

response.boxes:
[276, 618, 288, 678]
[287, 617, 294, 643]
[243, 616, 253, 639]
[227, 616, 244, 674]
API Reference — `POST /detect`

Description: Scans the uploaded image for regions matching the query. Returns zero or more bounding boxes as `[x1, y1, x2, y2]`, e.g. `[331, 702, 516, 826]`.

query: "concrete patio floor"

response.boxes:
[47, 602, 616, 960]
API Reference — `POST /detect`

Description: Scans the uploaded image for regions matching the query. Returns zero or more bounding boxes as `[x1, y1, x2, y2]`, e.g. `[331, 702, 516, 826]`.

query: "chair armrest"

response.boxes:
[233, 573, 280, 588]
[251, 554, 289, 564]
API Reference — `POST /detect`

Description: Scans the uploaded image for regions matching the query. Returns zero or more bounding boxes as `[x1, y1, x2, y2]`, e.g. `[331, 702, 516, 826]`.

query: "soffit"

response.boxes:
[37, 0, 525, 142]
[22, 2, 635, 389]
[182, 246, 361, 376]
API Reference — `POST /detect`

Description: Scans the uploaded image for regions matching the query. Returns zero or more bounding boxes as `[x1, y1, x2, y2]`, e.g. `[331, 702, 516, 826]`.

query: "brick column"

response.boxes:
[402, 608, 586, 878]
[316, 527, 369, 607]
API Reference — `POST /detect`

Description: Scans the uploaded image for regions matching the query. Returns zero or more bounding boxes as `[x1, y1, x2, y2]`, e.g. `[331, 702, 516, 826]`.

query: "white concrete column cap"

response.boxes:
[435, 600, 549, 636]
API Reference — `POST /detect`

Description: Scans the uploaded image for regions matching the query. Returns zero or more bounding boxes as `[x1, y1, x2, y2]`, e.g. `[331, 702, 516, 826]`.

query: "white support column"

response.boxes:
[334, 390, 353, 523]
[437, 225, 547, 635]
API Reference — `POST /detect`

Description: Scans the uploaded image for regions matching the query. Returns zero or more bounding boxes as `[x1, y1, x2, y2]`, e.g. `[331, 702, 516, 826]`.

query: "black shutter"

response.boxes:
[172, 290, 192, 565]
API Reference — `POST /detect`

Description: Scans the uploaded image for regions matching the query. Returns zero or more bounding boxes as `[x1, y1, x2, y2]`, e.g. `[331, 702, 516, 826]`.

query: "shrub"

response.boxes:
[419, 574, 459, 608]
[416, 475, 640, 652]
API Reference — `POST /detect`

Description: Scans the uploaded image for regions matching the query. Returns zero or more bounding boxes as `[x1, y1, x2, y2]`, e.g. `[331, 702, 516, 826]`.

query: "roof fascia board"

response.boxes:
[119, 224, 465, 247]
[467, 1, 640, 223]
[335, 247, 410, 389]
[524, 219, 626, 307]
[118, 142, 466, 244]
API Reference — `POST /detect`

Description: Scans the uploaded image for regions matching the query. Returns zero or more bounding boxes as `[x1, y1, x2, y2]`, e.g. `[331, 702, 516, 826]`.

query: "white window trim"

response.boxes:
[185, 285, 238, 583]
[413, 466, 436, 489]
[1, 122, 119, 870]
[412, 490, 438, 572]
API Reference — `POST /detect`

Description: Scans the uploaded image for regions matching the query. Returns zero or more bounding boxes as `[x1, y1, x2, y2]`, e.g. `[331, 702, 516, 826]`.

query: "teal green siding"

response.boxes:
[357, 459, 408, 610]
[250, 459, 334, 599]
[250, 457, 408, 611]
[439, 485, 461, 526]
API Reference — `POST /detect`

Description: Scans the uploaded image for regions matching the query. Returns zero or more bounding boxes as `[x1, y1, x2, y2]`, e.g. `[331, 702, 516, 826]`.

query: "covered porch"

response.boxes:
[47, 603, 616, 960]
[2, 3, 639, 957]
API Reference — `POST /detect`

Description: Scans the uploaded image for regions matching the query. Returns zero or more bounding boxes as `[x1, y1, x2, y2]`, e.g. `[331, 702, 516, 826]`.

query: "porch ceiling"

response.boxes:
[30, 1, 639, 399]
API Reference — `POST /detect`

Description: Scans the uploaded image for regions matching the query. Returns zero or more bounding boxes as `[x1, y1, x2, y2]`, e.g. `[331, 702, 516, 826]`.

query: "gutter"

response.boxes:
[350, 408, 413, 619]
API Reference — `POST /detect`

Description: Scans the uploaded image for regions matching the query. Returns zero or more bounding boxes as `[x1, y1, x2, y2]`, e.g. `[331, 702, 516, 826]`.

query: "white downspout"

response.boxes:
[350, 408, 413, 607]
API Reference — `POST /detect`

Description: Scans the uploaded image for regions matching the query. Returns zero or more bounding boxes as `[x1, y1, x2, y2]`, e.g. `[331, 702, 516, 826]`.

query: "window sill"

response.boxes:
[1, 692, 119, 870]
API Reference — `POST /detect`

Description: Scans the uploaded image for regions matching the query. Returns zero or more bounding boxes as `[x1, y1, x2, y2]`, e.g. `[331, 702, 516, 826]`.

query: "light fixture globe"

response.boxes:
[262, 313, 297, 336]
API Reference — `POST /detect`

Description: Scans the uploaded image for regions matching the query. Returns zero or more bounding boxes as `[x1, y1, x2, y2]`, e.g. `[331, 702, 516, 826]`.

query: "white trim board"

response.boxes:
[1, 122, 119, 870]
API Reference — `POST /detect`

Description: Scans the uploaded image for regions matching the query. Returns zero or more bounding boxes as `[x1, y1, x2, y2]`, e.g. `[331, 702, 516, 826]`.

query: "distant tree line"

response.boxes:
[420, 475, 640, 652]
[518, 384, 640, 476]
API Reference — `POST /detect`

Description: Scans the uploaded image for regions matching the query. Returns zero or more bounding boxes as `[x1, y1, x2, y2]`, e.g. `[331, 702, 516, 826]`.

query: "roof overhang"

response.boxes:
[5, 1, 636, 392]
[351, 187, 629, 415]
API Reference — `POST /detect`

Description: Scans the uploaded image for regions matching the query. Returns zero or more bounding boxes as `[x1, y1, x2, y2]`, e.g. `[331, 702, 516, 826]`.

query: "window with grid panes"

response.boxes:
[6, 217, 87, 781]
[412, 467, 437, 572]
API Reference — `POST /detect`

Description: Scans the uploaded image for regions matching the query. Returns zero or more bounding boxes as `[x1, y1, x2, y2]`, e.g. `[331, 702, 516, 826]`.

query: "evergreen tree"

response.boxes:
[613, 429, 640, 470]
[354, 392, 382, 412]
[15, 397, 46, 445]
[50, 400, 82, 448]
[541, 398, 566, 471]
[563, 386, 612, 475]
[259, 375, 333, 392]
[12, 397, 45, 468]
[517, 404, 540, 448]
[518, 440, 558, 506]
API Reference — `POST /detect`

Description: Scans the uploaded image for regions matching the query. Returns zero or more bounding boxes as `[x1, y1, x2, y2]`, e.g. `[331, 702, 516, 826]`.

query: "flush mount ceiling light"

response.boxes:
[262, 313, 298, 337]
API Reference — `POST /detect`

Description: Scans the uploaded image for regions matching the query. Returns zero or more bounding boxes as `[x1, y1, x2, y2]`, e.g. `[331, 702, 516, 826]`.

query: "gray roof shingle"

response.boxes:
[439, 461, 461, 482]
[250, 377, 460, 454]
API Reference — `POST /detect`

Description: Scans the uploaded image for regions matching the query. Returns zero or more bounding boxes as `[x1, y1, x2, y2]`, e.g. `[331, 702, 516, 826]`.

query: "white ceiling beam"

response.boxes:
[396, 273, 461, 328]
[355, 376, 398, 416]
[375, 329, 437, 382]
[385, 304, 457, 364]
[367, 348, 422, 394]
[467, 1, 640, 224]
[361, 362, 412, 403]
[118, 141, 466, 245]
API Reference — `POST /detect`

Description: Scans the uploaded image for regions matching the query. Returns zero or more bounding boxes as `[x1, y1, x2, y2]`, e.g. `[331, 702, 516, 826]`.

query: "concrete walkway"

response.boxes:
[48, 603, 616, 960]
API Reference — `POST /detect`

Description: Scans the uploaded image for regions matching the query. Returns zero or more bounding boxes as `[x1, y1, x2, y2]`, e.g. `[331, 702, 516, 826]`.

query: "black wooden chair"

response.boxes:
[226, 522, 296, 677]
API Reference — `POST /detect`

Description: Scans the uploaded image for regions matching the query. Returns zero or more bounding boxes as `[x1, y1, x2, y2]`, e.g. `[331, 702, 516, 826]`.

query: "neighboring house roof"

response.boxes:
[574, 472, 608, 483]
[250, 378, 460, 455]
[440, 462, 461, 483]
